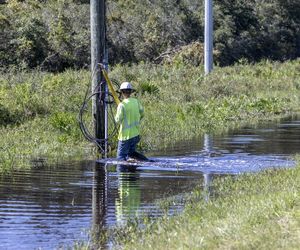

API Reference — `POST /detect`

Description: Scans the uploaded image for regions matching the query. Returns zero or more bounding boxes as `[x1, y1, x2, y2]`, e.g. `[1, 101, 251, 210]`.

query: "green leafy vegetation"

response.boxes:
[0, 60, 299, 172]
[0, 0, 299, 71]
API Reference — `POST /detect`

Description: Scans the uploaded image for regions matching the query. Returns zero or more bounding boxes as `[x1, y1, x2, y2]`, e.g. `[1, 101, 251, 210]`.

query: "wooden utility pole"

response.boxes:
[204, 0, 213, 75]
[91, 0, 106, 152]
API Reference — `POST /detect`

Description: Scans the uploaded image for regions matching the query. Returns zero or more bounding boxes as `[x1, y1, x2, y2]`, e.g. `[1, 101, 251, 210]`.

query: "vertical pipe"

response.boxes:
[204, 0, 213, 75]
[91, 0, 106, 153]
[104, 50, 108, 158]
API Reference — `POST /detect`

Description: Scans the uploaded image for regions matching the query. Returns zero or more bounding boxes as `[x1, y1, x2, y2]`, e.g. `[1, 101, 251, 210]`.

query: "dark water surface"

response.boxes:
[0, 116, 299, 249]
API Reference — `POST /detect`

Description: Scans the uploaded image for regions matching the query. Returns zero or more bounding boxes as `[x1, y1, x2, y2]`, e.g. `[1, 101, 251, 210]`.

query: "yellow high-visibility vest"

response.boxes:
[115, 97, 144, 141]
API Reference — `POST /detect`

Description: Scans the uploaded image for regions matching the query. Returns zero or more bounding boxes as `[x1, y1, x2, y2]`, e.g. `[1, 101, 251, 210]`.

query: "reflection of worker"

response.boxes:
[115, 82, 148, 161]
[115, 165, 141, 224]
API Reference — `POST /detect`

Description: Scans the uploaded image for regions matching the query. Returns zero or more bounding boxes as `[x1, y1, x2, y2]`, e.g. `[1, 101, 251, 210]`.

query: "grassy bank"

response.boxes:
[114, 160, 300, 249]
[1, 60, 300, 172]
[0, 69, 94, 172]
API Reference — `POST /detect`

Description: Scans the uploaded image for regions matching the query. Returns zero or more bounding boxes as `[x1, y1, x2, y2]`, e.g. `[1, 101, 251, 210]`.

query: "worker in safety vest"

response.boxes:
[115, 82, 148, 161]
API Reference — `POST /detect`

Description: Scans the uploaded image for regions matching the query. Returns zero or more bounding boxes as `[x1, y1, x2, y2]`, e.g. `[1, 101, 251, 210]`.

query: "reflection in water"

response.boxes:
[1, 116, 300, 249]
[115, 165, 141, 224]
[151, 117, 300, 157]
[89, 163, 202, 248]
[203, 173, 212, 202]
[92, 162, 107, 248]
[203, 133, 213, 153]
[203, 134, 213, 201]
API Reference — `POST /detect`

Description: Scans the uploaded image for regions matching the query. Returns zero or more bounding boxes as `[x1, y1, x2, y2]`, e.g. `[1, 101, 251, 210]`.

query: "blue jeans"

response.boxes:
[117, 136, 140, 160]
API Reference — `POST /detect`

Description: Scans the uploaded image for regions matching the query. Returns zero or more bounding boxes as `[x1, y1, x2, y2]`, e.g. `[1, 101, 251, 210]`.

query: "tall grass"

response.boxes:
[112, 60, 300, 149]
[1, 60, 300, 172]
[0, 69, 94, 173]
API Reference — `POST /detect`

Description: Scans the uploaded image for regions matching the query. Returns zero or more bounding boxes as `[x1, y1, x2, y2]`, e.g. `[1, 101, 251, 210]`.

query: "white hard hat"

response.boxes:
[120, 82, 135, 91]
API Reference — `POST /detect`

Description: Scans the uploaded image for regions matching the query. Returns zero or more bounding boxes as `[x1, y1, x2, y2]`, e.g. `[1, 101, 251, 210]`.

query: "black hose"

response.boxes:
[78, 79, 120, 155]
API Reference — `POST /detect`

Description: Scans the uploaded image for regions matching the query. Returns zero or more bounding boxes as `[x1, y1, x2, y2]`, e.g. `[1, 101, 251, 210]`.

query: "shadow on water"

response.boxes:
[1, 116, 300, 249]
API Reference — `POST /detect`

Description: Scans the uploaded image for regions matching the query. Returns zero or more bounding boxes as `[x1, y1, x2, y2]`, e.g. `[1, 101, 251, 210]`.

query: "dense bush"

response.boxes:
[0, 0, 299, 70]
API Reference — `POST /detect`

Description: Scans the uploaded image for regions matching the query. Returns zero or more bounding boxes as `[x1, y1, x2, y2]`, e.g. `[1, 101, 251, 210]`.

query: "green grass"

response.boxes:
[112, 60, 300, 150]
[0, 69, 95, 173]
[113, 159, 300, 250]
[1, 60, 300, 172]
[0, 118, 94, 172]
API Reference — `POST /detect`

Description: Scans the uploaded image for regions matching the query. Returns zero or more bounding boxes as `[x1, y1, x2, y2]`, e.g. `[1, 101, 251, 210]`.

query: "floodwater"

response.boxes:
[0, 116, 299, 249]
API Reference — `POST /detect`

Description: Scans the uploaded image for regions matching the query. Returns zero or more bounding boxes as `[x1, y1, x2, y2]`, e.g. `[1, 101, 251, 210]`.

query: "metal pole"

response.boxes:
[204, 0, 213, 75]
[103, 50, 109, 158]
[91, 0, 106, 153]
